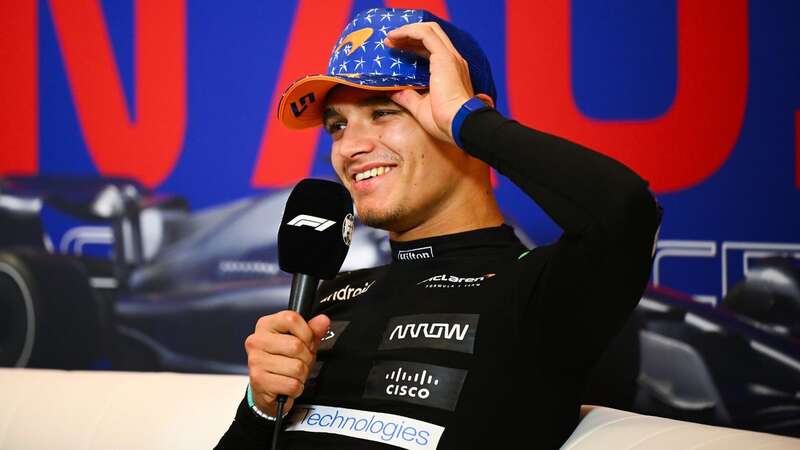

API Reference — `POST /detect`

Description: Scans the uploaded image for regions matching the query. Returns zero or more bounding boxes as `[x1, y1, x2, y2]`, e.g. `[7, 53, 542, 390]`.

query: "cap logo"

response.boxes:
[335, 27, 374, 57]
[290, 92, 316, 118]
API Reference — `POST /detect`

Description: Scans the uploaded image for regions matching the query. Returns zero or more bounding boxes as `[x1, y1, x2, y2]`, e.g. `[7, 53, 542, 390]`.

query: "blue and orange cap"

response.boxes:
[277, 7, 497, 129]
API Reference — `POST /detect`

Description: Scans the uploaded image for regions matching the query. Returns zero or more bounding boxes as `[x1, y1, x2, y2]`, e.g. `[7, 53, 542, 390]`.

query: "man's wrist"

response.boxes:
[246, 383, 285, 421]
[451, 97, 492, 149]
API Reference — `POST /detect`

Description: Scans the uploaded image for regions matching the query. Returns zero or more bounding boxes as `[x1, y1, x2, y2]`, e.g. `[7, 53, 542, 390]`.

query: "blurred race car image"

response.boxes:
[1, 175, 798, 438]
[590, 260, 800, 438]
[0, 175, 391, 373]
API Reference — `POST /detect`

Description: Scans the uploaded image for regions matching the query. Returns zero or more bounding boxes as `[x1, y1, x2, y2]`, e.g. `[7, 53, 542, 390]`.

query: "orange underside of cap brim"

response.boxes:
[277, 74, 427, 130]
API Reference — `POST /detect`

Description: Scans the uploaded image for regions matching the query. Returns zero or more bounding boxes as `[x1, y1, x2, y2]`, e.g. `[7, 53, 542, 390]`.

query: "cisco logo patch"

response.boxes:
[364, 361, 467, 411]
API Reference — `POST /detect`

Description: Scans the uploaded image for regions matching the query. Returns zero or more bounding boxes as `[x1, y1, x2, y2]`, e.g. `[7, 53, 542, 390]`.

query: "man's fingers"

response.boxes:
[246, 332, 315, 367]
[251, 371, 305, 402]
[424, 21, 459, 55]
[390, 89, 424, 115]
[388, 22, 458, 55]
[384, 37, 431, 59]
[253, 353, 310, 383]
[388, 23, 473, 99]
[387, 23, 453, 59]
[255, 310, 315, 349]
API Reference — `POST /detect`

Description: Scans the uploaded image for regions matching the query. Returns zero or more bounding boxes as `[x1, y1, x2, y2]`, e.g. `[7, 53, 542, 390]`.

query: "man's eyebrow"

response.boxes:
[323, 94, 401, 122]
[322, 107, 341, 124]
[356, 95, 397, 107]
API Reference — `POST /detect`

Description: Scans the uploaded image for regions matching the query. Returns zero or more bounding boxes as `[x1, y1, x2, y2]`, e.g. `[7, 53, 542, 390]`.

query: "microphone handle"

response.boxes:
[288, 273, 319, 320]
[274, 273, 320, 449]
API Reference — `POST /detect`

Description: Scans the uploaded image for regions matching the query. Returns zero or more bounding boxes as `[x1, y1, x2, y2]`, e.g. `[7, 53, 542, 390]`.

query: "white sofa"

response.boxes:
[1, 368, 797, 449]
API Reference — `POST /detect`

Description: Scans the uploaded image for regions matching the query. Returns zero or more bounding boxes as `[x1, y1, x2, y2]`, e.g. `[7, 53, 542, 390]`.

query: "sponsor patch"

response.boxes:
[364, 361, 467, 411]
[379, 314, 479, 354]
[320, 280, 375, 303]
[397, 246, 434, 261]
[319, 321, 350, 351]
[286, 404, 444, 449]
[416, 272, 496, 289]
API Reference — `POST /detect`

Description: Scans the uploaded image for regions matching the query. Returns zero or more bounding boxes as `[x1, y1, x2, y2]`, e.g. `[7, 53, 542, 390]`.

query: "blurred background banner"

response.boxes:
[2, 0, 800, 437]
[1, 0, 798, 303]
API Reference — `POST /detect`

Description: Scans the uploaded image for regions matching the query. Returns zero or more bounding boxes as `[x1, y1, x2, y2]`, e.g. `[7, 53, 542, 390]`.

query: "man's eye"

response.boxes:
[326, 121, 346, 135]
[373, 109, 399, 119]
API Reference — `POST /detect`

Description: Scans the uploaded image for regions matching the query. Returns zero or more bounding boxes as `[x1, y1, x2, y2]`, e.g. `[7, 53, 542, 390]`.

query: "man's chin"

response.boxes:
[357, 206, 407, 231]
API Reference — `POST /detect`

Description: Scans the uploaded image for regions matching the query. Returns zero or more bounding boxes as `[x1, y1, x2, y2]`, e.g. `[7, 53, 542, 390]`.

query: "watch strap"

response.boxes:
[451, 97, 491, 149]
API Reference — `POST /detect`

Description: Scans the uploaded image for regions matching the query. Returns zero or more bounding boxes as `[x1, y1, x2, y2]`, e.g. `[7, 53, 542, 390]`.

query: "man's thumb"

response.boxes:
[308, 314, 331, 350]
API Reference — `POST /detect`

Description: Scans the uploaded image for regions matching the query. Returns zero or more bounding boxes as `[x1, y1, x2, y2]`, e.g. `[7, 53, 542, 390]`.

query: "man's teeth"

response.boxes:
[354, 166, 392, 182]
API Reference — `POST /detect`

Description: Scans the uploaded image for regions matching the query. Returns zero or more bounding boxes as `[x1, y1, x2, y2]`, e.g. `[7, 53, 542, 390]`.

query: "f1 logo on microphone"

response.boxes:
[287, 214, 336, 231]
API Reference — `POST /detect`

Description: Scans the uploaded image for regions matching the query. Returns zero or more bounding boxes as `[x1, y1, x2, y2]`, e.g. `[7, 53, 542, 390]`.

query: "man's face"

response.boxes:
[323, 86, 470, 233]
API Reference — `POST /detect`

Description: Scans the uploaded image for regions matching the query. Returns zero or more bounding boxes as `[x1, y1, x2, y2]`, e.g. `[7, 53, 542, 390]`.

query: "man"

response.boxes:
[218, 7, 661, 449]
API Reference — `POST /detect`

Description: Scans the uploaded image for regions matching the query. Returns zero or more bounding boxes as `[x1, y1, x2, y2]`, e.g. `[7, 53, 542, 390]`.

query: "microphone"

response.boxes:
[278, 178, 354, 318]
[272, 178, 354, 449]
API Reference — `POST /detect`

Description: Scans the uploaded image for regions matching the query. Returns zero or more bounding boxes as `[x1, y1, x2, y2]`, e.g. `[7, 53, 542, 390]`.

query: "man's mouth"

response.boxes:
[353, 166, 393, 182]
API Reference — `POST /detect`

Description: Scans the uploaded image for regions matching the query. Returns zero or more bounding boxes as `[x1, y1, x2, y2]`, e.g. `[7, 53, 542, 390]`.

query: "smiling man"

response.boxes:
[218, 7, 661, 450]
[324, 87, 502, 240]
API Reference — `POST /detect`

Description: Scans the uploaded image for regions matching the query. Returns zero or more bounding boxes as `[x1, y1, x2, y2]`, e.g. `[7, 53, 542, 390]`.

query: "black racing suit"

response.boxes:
[216, 108, 662, 449]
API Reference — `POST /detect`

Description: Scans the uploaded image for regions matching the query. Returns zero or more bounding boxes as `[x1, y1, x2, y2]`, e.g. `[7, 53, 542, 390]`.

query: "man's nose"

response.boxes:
[337, 122, 376, 159]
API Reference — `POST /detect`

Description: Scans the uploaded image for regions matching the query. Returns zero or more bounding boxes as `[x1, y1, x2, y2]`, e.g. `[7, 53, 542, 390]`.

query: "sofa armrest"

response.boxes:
[561, 404, 799, 449]
[1, 369, 798, 449]
[0, 368, 247, 450]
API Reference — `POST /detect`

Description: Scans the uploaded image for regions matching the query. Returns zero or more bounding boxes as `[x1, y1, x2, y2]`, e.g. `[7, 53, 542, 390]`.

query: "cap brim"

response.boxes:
[277, 74, 428, 130]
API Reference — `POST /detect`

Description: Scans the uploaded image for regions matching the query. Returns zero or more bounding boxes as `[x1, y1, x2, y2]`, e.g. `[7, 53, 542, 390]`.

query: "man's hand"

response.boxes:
[244, 311, 330, 416]
[384, 22, 491, 145]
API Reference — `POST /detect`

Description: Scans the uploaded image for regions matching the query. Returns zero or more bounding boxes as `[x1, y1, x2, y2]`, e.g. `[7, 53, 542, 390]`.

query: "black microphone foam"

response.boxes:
[278, 178, 354, 279]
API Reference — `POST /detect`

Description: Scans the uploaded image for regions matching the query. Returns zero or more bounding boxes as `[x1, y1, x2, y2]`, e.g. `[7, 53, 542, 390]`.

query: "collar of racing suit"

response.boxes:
[389, 224, 523, 263]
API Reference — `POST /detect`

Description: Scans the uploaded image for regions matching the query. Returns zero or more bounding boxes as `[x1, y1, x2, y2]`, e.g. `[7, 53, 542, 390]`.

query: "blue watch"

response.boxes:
[451, 97, 491, 149]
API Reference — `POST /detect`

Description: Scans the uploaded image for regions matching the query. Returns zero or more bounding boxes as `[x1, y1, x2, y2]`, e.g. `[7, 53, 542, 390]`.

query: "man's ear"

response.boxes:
[475, 93, 495, 109]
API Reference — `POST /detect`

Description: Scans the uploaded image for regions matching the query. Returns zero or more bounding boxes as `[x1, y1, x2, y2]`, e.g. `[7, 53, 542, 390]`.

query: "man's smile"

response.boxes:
[354, 165, 393, 182]
[351, 165, 397, 194]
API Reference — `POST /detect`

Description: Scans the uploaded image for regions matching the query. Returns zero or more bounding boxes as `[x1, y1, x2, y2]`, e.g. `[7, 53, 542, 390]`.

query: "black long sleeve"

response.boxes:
[214, 396, 276, 449]
[461, 109, 662, 370]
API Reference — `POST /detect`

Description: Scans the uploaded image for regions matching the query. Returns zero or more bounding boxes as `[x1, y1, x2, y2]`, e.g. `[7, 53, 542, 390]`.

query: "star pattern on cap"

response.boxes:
[282, 7, 494, 129]
[324, 8, 430, 86]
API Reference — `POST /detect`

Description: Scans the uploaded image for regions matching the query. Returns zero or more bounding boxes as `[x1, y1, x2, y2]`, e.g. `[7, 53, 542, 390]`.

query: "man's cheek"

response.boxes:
[330, 160, 348, 185]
